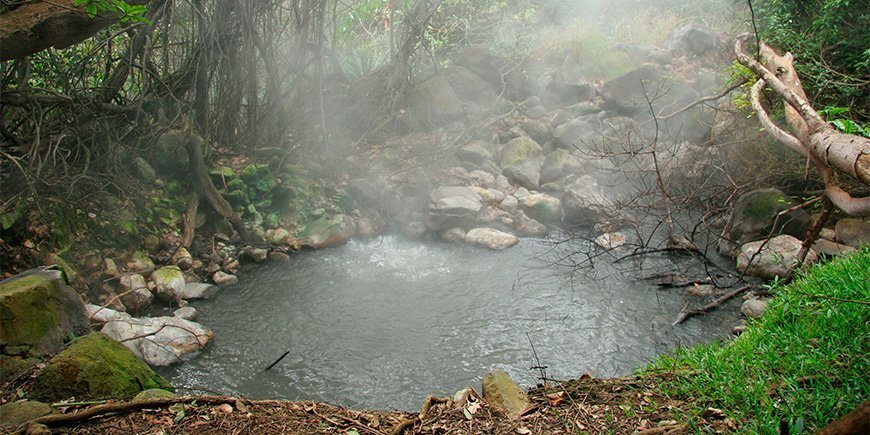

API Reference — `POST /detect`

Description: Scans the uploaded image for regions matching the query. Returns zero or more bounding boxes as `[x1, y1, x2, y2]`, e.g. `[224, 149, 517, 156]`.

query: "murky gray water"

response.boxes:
[159, 235, 739, 410]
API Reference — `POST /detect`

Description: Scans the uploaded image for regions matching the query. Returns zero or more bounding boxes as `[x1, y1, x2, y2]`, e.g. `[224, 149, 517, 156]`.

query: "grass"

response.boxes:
[646, 248, 869, 433]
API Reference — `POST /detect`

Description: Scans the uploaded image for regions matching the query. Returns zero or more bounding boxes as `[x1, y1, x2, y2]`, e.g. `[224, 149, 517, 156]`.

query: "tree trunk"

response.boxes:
[0, 0, 150, 61]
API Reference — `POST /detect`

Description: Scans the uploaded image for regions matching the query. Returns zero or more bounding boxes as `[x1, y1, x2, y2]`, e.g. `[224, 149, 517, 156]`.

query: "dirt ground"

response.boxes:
[4, 373, 740, 434]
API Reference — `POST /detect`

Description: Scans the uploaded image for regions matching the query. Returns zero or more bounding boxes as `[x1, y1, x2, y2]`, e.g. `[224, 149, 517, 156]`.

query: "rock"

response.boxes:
[102, 258, 121, 279]
[504, 157, 542, 190]
[665, 23, 720, 58]
[173, 306, 198, 321]
[736, 235, 818, 280]
[132, 157, 157, 182]
[741, 299, 769, 320]
[452, 46, 523, 99]
[268, 251, 291, 262]
[687, 284, 717, 297]
[151, 129, 191, 175]
[85, 304, 132, 325]
[101, 316, 213, 366]
[182, 282, 218, 299]
[242, 247, 269, 263]
[499, 195, 519, 212]
[426, 186, 484, 230]
[134, 388, 177, 401]
[212, 271, 238, 286]
[29, 333, 170, 402]
[465, 228, 519, 250]
[266, 228, 291, 245]
[126, 251, 155, 273]
[498, 136, 543, 170]
[519, 119, 552, 145]
[171, 248, 193, 270]
[150, 266, 187, 303]
[0, 400, 52, 427]
[561, 175, 619, 225]
[594, 232, 627, 249]
[819, 227, 836, 241]
[440, 227, 467, 244]
[0, 355, 40, 384]
[402, 67, 498, 130]
[541, 149, 583, 184]
[553, 118, 599, 150]
[482, 370, 530, 419]
[495, 175, 512, 192]
[468, 170, 497, 188]
[0, 268, 90, 358]
[512, 211, 548, 237]
[514, 187, 530, 199]
[117, 273, 153, 313]
[812, 239, 857, 257]
[456, 142, 494, 166]
[835, 218, 870, 247]
[601, 64, 668, 116]
[519, 193, 562, 223]
[347, 177, 390, 208]
[718, 189, 810, 257]
[298, 215, 357, 249]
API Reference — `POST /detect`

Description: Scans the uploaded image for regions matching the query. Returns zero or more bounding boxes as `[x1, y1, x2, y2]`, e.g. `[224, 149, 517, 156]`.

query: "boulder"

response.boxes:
[452, 46, 523, 99]
[519, 119, 552, 145]
[456, 141, 494, 166]
[126, 251, 155, 273]
[212, 271, 238, 286]
[504, 157, 542, 190]
[426, 186, 484, 230]
[297, 215, 357, 249]
[440, 227, 467, 244]
[241, 247, 269, 263]
[561, 175, 619, 225]
[718, 189, 810, 257]
[811, 239, 857, 257]
[150, 266, 187, 303]
[511, 211, 548, 237]
[601, 64, 668, 116]
[741, 299, 769, 320]
[835, 218, 870, 247]
[736, 235, 818, 280]
[101, 316, 213, 366]
[85, 304, 132, 325]
[465, 228, 519, 250]
[482, 370, 530, 419]
[0, 268, 90, 358]
[0, 400, 52, 427]
[665, 23, 720, 58]
[541, 149, 583, 184]
[498, 136, 543, 170]
[173, 306, 198, 321]
[28, 333, 170, 402]
[117, 273, 153, 313]
[134, 388, 177, 401]
[553, 118, 599, 150]
[182, 282, 218, 299]
[519, 193, 562, 223]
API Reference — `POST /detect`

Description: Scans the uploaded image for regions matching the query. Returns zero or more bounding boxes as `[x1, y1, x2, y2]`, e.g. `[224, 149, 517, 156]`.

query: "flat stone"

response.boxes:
[0, 400, 52, 426]
[212, 271, 238, 286]
[465, 228, 519, 250]
[482, 370, 530, 419]
[736, 235, 818, 280]
[242, 247, 269, 263]
[812, 239, 857, 257]
[835, 218, 870, 247]
[182, 282, 218, 300]
[173, 306, 198, 321]
[741, 299, 769, 320]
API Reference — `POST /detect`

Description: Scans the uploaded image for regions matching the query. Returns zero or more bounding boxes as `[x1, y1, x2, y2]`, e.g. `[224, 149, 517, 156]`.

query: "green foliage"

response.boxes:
[755, 0, 869, 120]
[74, 0, 150, 24]
[647, 250, 870, 432]
[818, 107, 869, 138]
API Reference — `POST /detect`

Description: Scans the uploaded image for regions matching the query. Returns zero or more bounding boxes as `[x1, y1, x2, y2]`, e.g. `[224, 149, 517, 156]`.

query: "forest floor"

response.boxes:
[10, 373, 737, 434]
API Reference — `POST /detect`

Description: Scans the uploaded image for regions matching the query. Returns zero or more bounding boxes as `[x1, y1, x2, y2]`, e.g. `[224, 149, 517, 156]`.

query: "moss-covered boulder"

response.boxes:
[29, 333, 170, 402]
[134, 388, 177, 401]
[498, 136, 543, 170]
[0, 269, 90, 358]
[0, 400, 52, 427]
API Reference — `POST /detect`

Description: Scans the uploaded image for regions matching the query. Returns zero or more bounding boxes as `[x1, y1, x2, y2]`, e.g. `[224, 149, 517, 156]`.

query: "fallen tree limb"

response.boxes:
[34, 396, 238, 426]
[673, 285, 752, 326]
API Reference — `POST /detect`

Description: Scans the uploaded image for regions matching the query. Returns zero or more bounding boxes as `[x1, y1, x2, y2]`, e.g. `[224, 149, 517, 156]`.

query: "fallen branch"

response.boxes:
[35, 396, 240, 426]
[673, 285, 752, 326]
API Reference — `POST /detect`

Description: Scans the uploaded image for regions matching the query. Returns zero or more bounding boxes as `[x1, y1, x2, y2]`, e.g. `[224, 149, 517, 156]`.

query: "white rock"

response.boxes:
[101, 316, 213, 366]
[182, 282, 218, 300]
[212, 271, 238, 286]
[173, 306, 198, 321]
[594, 232, 627, 249]
[150, 266, 187, 302]
[736, 235, 818, 279]
[465, 228, 519, 250]
[85, 304, 132, 325]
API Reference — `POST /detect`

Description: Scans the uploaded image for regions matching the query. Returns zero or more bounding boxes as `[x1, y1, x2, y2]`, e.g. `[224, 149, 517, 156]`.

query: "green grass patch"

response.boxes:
[647, 249, 869, 433]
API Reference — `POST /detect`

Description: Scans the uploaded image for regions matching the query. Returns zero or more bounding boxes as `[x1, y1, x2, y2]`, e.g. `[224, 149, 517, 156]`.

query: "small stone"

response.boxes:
[594, 232, 627, 249]
[465, 228, 519, 250]
[172, 248, 193, 270]
[182, 282, 218, 300]
[440, 227, 467, 244]
[212, 271, 238, 286]
[267, 228, 291, 245]
[242, 248, 269, 263]
[268, 251, 290, 262]
[819, 227, 836, 242]
[482, 370, 530, 419]
[732, 324, 746, 335]
[499, 195, 519, 212]
[741, 299, 768, 320]
[127, 251, 155, 273]
[513, 187, 530, 199]
[173, 306, 198, 321]
[223, 259, 240, 272]
[102, 258, 120, 278]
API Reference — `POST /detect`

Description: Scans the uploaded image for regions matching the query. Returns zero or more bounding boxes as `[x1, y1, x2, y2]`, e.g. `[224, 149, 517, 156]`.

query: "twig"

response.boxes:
[389, 417, 418, 435]
[264, 351, 290, 371]
[673, 285, 752, 326]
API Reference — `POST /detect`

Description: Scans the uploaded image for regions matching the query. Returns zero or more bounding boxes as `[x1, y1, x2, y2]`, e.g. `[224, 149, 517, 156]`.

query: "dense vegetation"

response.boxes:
[649, 249, 869, 433]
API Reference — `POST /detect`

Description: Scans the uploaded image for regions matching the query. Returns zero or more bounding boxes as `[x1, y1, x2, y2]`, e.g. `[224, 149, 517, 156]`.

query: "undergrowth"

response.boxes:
[647, 249, 869, 433]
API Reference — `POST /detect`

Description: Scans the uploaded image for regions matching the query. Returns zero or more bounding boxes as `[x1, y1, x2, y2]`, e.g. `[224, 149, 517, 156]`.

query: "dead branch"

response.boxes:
[673, 285, 752, 326]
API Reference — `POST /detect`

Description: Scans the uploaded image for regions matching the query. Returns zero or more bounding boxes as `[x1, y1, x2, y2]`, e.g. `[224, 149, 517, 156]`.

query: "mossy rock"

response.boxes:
[134, 388, 177, 401]
[29, 333, 170, 402]
[0, 269, 90, 358]
[0, 400, 52, 427]
[718, 188, 809, 256]
[0, 354, 40, 383]
[499, 136, 543, 170]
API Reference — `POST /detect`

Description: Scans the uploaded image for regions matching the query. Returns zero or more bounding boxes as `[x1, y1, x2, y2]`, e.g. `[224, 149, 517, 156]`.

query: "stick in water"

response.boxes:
[264, 351, 290, 371]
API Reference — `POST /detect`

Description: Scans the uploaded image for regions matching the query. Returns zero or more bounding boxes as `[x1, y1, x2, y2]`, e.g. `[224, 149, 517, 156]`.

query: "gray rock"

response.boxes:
[512, 211, 548, 237]
[456, 141, 494, 166]
[173, 306, 198, 321]
[482, 370, 530, 419]
[741, 299, 769, 320]
[718, 189, 810, 257]
[85, 304, 132, 325]
[268, 251, 291, 262]
[426, 186, 484, 230]
[514, 187, 530, 199]
[440, 227, 467, 244]
[150, 266, 187, 303]
[519, 193, 562, 223]
[541, 149, 583, 184]
[465, 228, 519, 250]
[665, 23, 720, 58]
[505, 157, 542, 190]
[594, 232, 627, 249]
[212, 271, 238, 286]
[133, 157, 156, 182]
[172, 247, 193, 270]
[553, 118, 599, 150]
[812, 239, 857, 257]
[126, 251, 155, 273]
[242, 247, 269, 263]
[498, 136, 543, 170]
[182, 282, 218, 300]
[468, 170, 497, 188]
[101, 316, 213, 366]
[0, 400, 52, 426]
[736, 235, 818, 280]
[117, 273, 153, 313]
[495, 175, 512, 192]
[562, 175, 619, 225]
[835, 218, 870, 247]
[499, 195, 519, 212]
[519, 119, 552, 145]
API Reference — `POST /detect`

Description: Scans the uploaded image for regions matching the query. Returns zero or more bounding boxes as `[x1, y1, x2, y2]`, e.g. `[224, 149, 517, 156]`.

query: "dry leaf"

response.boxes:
[466, 400, 481, 415]
[516, 427, 532, 434]
[215, 403, 233, 414]
[546, 391, 566, 406]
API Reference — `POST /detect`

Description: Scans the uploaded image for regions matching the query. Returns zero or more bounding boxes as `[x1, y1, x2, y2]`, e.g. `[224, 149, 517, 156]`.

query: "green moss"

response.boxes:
[239, 164, 268, 183]
[743, 190, 793, 219]
[0, 275, 59, 350]
[298, 215, 344, 238]
[499, 136, 542, 169]
[29, 333, 171, 402]
[226, 178, 248, 192]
